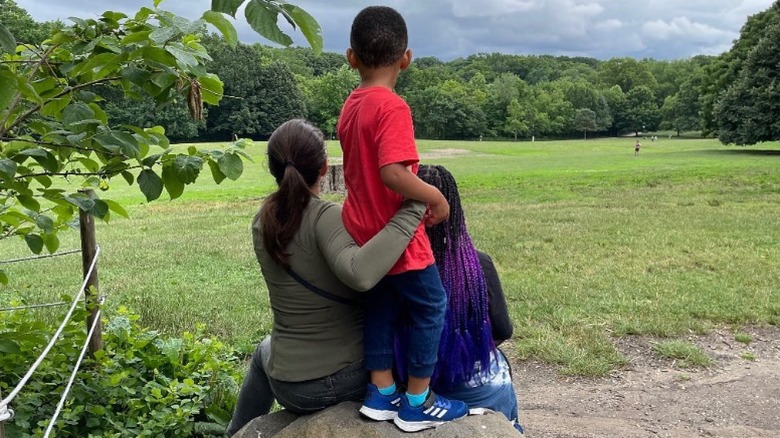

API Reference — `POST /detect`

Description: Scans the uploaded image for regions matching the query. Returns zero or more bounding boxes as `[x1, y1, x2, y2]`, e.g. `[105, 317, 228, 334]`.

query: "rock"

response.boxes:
[232, 401, 520, 438]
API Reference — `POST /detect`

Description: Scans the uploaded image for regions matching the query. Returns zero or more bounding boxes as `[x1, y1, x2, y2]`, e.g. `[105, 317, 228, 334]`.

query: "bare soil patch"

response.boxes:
[510, 326, 780, 437]
[420, 148, 475, 160]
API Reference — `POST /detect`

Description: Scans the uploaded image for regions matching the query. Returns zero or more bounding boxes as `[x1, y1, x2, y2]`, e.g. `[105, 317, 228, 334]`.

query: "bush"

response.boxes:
[0, 303, 240, 437]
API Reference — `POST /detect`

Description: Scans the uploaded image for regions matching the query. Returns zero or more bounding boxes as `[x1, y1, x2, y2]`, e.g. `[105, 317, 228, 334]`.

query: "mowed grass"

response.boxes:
[2, 137, 780, 373]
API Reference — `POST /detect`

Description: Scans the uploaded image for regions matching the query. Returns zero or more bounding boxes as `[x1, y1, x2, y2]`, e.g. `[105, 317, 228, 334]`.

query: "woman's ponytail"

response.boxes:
[260, 119, 327, 268]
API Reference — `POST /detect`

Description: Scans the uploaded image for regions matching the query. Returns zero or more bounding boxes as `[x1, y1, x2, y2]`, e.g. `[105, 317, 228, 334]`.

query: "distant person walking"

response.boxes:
[634, 140, 641, 157]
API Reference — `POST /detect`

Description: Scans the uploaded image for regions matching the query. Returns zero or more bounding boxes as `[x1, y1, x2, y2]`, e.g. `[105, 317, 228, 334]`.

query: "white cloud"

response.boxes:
[14, 0, 778, 60]
[641, 17, 733, 43]
[595, 19, 623, 31]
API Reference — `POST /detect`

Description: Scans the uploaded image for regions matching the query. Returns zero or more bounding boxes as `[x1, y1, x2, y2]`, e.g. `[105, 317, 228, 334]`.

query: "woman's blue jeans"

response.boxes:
[226, 337, 368, 436]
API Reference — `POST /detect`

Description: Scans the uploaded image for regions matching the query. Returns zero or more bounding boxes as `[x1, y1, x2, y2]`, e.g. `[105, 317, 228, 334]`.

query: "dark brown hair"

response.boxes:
[350, 6, 408, 68]
[260, 119, 327, 268]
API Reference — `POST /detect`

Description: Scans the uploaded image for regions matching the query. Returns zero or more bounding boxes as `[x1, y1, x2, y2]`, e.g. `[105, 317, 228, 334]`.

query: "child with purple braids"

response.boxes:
[395, 164, 524, 434]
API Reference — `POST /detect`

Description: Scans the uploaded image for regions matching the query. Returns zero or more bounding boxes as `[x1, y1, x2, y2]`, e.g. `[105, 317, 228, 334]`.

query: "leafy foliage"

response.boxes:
[0, 6, 249, 283]
[714, 1, 780, 145]
[203, 36, 306, 139]
[0, 305, 240, 437]
[210, 0, 322, 54]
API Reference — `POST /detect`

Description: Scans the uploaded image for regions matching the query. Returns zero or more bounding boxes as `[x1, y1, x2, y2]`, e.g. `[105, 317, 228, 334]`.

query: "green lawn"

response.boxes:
[2, 137, 779, 374]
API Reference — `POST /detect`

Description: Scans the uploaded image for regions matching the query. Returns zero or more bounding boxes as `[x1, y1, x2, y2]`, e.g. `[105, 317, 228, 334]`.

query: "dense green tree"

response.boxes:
[699, 4, 779, 136]
[601, 85, 627, 135]
[598, 58, 658, 93]
[715, 3, 780, 145]
[484, 73, 530, 136]
[0, 0, 61, 44]
[504, 98, 529, 141]
[409, 80, 486, 139]
[561, 79, 612, 132]
[204, 38, 306, 139]
[531, 83, 575, 137]
[660, 76, 702, 136]
[301, 64, 358, 137]
[622, 86, 661, 135]
[573, 108, 598, 139]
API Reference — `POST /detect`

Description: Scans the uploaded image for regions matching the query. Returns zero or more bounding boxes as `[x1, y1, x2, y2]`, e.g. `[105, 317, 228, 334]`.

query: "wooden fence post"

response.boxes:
[78, 189, 102, 356]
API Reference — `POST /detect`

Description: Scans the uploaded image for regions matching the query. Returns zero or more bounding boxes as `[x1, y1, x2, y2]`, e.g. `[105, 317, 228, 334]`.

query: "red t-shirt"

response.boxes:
[338, 86, 433, 275]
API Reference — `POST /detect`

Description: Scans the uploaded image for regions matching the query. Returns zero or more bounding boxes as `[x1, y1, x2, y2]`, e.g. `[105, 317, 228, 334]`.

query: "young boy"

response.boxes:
[337, 6, 469, 432]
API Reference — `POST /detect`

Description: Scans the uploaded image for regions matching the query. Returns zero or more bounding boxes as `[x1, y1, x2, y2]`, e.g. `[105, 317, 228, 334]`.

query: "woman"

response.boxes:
[410, 164, 524, 434]
[227, 119, 426, 435]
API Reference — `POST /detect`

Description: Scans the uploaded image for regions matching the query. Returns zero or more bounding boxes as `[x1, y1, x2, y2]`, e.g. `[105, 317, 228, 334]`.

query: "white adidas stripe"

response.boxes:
[436, 409, 448, 419]
[424, 406, 436, 415]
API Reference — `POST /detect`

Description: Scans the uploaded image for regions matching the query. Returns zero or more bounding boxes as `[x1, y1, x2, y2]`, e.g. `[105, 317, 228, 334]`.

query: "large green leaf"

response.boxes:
[0, 159, 17, 179]
[17, 195, 41, 212]
[42, 232, 60, 253]
[16, 148, 59, 173]
[217, 153, 243, 180]
[24, 233, 44, 254]
[173, 155, 203, 184]
[203, 11, 238, 48]
[0, 22, 16, 54]
[207, 160, 226, 184]
[91, 199, 109, 218]
[62, 102, 96, 125]
[64, 193, 95, 212]
[0, 269, 7, 286]
[245, 0, 293, 47]
[281, 4, 322, 55]
[211, 0, 245, 18]
[35, 214, 55, 233]
[104, 199, 129, 218]
[137, 169, 164, 201]
[161, 164, 184, 200]
[198, 74, 224, 106]
[0, 69, 19, 111]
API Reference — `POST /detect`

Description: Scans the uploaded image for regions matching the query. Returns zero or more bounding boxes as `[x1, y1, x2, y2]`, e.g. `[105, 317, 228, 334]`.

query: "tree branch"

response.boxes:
[0, 45, 58, 138]
[2, 76, 123, 137]
[0, 136, 125, 157]
[15, 164, 142, 180]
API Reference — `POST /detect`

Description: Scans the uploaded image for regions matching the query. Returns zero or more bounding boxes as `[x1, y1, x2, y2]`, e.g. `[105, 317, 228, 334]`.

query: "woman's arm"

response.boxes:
[316, 199, 426, 291]
[477, 250, 513, 344]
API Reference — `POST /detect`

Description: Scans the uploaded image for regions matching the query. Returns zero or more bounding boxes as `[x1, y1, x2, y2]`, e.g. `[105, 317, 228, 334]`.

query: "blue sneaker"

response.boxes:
[393, 390, 468, 432]
[359, 383, 402, 421]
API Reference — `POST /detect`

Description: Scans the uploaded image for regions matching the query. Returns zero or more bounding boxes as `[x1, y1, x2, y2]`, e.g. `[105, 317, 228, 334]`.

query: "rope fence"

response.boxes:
[0, 246, 101, 436]
[43, 297, 104, 438]
[0, 249, 81, 265]
[0, 302, 68, 312]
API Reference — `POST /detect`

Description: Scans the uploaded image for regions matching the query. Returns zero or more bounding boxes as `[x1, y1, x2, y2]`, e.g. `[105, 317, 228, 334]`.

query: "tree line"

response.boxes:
[3, 0, 778, 145]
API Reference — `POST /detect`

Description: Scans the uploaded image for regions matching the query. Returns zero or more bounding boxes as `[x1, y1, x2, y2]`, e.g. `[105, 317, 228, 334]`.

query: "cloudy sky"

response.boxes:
[17, 0, 775, 60]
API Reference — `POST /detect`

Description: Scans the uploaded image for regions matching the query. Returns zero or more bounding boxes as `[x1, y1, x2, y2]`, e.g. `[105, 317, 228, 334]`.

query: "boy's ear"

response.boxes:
[400, 49, 413, 70]
[346, 48, 359, 68]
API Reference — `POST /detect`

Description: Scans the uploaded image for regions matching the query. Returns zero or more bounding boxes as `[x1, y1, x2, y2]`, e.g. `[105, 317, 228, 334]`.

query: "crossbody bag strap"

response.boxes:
[286, 268, 363, 307]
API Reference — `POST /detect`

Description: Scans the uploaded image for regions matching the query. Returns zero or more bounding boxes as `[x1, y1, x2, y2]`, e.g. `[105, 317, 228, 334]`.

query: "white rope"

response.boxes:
[0, 249, 81, 265]
[0, 405, 13, 422]
[0, 246, 100, 414]
[0, 302, 68, 312]
[43, 302, 103, 438]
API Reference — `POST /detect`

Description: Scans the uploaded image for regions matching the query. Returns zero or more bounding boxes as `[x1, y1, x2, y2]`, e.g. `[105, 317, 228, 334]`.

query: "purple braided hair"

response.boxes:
[394, 165, 495, 391]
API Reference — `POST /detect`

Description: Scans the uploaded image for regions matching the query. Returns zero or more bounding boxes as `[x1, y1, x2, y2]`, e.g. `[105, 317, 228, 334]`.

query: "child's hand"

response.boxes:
[424, 198, 449, 227]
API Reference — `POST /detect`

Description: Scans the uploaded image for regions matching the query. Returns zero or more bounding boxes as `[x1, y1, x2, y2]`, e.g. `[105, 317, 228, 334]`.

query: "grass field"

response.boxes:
[2, 136, 779, 375]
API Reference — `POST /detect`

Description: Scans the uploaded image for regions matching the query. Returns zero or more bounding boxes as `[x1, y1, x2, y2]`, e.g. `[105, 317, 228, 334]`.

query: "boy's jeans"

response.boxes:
[363, 264, 447, 378]
[227, 337, 368, 436]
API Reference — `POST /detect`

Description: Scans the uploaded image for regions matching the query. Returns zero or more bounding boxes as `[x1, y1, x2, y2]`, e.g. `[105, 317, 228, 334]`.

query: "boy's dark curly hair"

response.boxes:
[350, 6, 408, 68]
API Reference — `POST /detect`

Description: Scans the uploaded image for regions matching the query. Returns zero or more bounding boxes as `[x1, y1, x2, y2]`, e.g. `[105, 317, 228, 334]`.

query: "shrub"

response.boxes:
[0, 304, 240, 437]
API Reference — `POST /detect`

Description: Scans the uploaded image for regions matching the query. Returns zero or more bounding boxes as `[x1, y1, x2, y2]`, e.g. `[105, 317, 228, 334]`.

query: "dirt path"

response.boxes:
[510, 327, 780, 437]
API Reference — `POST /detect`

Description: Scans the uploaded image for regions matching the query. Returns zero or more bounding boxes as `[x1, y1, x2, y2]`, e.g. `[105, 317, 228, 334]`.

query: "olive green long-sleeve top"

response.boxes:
[252, 197, 426, 382]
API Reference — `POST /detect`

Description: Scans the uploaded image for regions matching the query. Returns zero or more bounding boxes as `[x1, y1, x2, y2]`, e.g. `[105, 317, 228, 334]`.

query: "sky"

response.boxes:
[17, 0, 776, 60]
